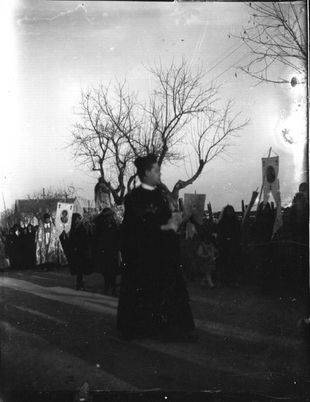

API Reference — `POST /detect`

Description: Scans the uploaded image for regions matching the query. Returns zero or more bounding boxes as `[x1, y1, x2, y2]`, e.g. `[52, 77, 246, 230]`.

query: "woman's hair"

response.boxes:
[71, 213, 82, 228]
[134, 154, 158, 181]
[218, 205, 237, 225]
[299, 182, 308, 193]
[43, 213, 50, 220]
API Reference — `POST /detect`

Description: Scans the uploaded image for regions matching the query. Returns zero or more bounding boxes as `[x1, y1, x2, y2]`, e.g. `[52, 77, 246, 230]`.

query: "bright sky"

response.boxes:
[0, 1, 307, 212]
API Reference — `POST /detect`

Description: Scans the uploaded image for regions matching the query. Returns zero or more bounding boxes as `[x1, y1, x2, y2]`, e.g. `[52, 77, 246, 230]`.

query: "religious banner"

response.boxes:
[184, 193, 206, 223]
[262, 156, 279, 204]
[55, 202, 74, 235]
[261, 156, 283, 237]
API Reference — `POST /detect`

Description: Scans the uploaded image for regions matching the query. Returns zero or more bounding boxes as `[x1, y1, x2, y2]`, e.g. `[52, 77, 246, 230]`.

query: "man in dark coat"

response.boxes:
[117, 154, 195, 341]
[61, 213, 92, 290]
[93, 208, 120, 295]
[23, 224, 37, 269]
[6, 225, 23, 270]
[217, 205, 242, 286]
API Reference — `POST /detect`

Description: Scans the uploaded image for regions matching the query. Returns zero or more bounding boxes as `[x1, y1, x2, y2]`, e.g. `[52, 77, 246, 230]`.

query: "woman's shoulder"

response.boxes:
[125, 186, 155, 204]
[125, 187, 142, 199]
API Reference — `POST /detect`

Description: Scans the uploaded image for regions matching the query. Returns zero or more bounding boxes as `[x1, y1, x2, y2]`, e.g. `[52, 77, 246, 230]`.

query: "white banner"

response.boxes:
[262, 156, 280, 204]
[55, 202, 74, 235]
[261, 156, 283, 237]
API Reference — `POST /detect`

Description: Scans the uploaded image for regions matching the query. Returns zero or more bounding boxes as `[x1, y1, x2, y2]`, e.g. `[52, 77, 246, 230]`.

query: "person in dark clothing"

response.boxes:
[67, 213, 92, 290]
[24, 224, 37, 269]
[117, 154, 196, 342]
[93, 208, 121, 295]
[252, 202, 275, 290]
[278, 189, 309, 294]
[288, 192, 308, 244]
[6, 225, 23, 270]
[217, 205, 242, 286]
[19, 226, 28, 270]
[254, 202, 275, 243]
[4, 228, 15, 268]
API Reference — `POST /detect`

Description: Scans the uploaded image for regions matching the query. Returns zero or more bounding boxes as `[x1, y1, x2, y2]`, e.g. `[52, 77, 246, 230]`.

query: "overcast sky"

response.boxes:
[0, 1, 307, 212]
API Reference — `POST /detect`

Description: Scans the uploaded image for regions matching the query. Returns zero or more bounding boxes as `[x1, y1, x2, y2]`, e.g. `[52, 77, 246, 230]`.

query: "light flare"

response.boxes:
[275, 74, 307, 183]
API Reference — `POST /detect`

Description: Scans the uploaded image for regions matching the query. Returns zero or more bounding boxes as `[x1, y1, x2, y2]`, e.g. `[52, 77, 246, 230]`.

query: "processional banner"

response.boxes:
[55, 202, 74, 235]
[184, 194, 206, 219]
[261, 156, 282, 237]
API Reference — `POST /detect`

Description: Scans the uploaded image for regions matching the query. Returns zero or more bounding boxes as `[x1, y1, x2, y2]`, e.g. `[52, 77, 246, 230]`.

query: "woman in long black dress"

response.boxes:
[24, 224, 37, 269]
[217, 205, 242, 286]
[63, 213, 92, 290]
[7, 224, 23, 270]
[117, 154, 196, 341]
[93, 208, 121, 296]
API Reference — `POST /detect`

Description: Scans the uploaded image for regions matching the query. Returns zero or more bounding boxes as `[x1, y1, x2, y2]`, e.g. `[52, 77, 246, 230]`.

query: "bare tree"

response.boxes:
[72, 82, 142, 205]
[71, 60, 248, 205]
[146, 60, 248, 200]
[28, 185, 77, 200]
[171, 100, 248, 199]
[0, 208, 16, 229]
[235, 2, 307, 85]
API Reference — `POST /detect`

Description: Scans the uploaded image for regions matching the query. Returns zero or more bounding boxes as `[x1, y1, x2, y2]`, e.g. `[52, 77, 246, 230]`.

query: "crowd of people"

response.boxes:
[1, 223, 37, 270]
[0, 154, 308, 342]
[0, 178, 308, 295]
[1, 213, 66, 272]
[0, 210, 121, 293]
[179, 182, 308, 294]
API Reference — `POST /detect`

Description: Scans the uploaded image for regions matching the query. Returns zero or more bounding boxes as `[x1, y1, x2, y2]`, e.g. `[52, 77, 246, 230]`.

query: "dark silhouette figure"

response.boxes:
[24, 224, 37, 269]
[117, 154, 195, 341]
[217, 205, 242, 286]
[61, 213, 92, 290]
[93, 208, 120, 295]
[6, 225, 23, 270]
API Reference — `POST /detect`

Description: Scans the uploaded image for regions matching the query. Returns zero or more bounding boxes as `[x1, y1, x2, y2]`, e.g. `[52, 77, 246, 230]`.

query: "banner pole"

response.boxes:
[256, 147, 272, 215]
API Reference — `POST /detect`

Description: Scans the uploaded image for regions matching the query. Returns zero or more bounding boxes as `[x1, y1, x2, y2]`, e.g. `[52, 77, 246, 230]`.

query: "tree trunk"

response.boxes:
[171, 160, 205, 200]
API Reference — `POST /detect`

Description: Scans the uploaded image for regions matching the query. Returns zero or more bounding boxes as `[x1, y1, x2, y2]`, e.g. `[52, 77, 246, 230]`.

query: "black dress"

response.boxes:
[6, 232, 23, 270]
[93, 211, 120, 294]
[60, 223, 92, 277]
[217, 218, 242, 285]
[117, 186, 195, 340]
[24, 226, 37, 269]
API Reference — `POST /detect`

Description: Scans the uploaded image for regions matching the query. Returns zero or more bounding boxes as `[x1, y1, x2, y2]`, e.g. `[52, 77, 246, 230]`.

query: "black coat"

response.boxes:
[62, 223, 92, 275]
[117, 186, 195, 338]
[23, 229, 36, 268]
[92, 213, 120, 276]
[6, 233, 23, 269]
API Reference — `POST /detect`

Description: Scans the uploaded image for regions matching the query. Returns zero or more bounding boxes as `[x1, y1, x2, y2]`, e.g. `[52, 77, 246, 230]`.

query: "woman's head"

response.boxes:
[134, 154, 161, 186]
[71, 213, 82, 228]
[101, 207, 117, 226]
[299, 182, 308, 195]
[222, 205, 235, 218]
[292, 192, 306, 213]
